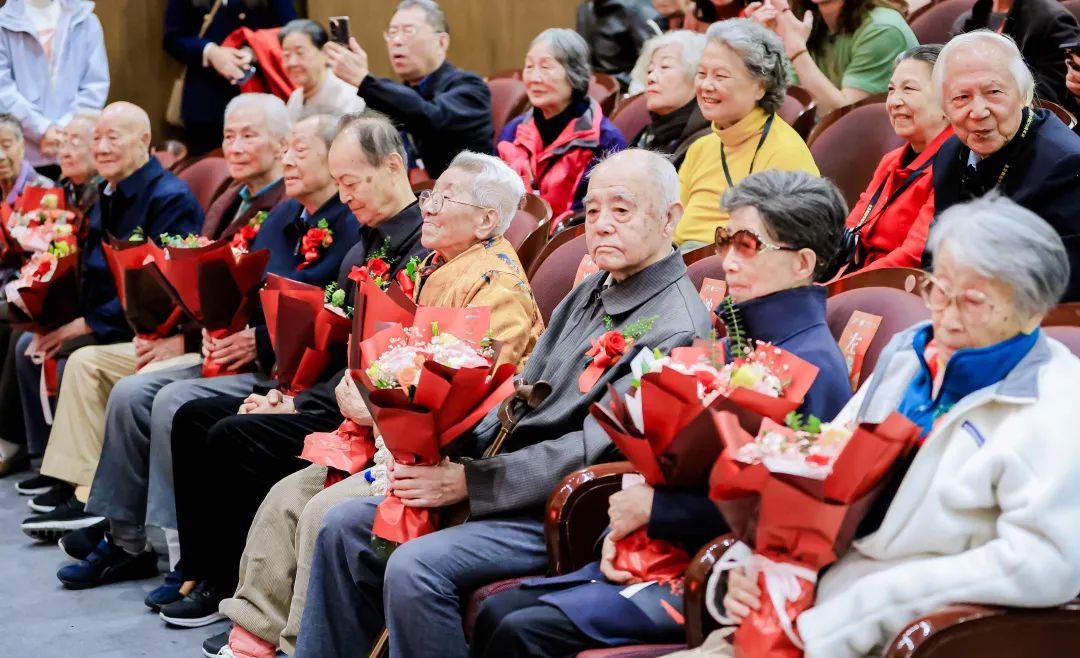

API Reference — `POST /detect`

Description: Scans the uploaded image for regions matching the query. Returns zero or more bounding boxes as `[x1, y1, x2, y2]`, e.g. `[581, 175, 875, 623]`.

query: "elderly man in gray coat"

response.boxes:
[292, 148, 713, 658]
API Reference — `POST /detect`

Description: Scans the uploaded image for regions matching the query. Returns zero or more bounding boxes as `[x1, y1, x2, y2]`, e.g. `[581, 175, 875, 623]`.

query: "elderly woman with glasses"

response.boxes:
[718, 194, 1080, 658]
[675, 19, 818, 249]
[468, 170, 852, 658]
[498, 28, 626, 227]
[627, 31, 712, 168]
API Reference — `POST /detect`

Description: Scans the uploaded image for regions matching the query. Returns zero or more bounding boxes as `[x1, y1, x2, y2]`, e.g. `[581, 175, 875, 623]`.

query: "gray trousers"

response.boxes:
[85, 365, 257, 529]
[294, 496, 548, 658]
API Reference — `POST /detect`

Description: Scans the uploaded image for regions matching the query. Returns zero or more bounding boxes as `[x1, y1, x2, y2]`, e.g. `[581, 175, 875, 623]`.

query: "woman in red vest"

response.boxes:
[497, 28, 626, 228]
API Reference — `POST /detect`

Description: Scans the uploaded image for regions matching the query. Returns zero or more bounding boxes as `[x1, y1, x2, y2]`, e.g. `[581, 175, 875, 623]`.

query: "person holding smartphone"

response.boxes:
[279, 19, 365, 121]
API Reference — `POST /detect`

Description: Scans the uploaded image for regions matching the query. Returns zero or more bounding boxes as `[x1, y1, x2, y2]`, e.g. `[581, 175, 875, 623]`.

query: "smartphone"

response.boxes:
[329, 16, 351, 45]
[235, 65, 257, 86]
[1064, 40, 1080, 71]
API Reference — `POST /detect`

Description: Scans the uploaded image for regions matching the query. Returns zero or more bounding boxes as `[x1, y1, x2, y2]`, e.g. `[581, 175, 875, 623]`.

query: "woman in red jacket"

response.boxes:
[844, 44, 952, 271]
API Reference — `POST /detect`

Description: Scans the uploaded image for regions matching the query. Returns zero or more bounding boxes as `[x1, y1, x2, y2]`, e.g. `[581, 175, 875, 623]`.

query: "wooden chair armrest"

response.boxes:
[684, 534, 737, 647]
[883, 599, 1080, 658]
[545, 461, 637, 575]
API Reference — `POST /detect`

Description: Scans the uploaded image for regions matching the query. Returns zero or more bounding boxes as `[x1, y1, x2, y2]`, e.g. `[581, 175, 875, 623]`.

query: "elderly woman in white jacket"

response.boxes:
[716, 193, 1080, 658]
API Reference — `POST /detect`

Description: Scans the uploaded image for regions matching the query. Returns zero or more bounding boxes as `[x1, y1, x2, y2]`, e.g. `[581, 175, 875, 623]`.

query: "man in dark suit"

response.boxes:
[163, 0, 297, 153]
[292, 148, 713, 658]
[324, 0, 494, 179]
[201, 93, 290, 241]
[929, 31, 1080, 302]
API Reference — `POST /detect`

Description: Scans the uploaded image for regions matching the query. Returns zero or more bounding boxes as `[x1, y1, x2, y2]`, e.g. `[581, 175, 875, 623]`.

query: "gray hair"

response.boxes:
[589, 148, 681, 220]
[704, 19, 789, 115]
[396, 0, 449, 34]
[446, 151, 525, 236]
[721, 170, 848, 282]
[334, 110, 407, 167]
[300, 113, 341, 149]
[933, 30, 1035, 106]
[927, 194, 1068, 315]
[224, 93, 292, 141]
[894, 43, 943, 69]
[530, 28, 592, 98]
[630, 30, 708, 96]
[0, 114, 23, 142]
[278, 18, 329, 48]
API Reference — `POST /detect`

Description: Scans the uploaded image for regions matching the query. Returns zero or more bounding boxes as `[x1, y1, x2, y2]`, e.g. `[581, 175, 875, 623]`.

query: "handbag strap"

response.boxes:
[198, 0, 225, 39]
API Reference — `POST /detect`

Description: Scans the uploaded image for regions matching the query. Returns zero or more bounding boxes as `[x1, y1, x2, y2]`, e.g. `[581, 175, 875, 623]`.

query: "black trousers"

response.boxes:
[470, 585, 595, 658]
[171, 394, 343, 591]
[0, 324, 27, 449]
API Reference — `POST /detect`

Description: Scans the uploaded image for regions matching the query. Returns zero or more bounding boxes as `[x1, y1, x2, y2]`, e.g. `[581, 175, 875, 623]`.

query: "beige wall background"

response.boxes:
[85, 0, 578, 144]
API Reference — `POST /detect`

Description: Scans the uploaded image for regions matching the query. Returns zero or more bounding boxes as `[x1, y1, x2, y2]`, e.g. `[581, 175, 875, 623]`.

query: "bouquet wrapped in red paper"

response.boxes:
[259, 274, 353, 395]
[7, 187, 80, 255]
[351, 307, 516, 556]
[705, 410, 921, 657]
[4, 246, 80, 334]
[147, 234, 270, 377]
[103, 236, 185, 341]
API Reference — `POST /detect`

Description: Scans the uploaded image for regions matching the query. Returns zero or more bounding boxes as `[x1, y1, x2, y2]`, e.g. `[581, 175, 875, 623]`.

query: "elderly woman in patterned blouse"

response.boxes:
[200, 151, 545, 658]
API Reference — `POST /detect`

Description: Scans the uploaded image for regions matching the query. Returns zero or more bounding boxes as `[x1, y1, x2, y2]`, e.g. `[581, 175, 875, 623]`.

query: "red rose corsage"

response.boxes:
[230, 210, 268, 254]
[297, 219, 333, 271]
[578, 314, 659, 392]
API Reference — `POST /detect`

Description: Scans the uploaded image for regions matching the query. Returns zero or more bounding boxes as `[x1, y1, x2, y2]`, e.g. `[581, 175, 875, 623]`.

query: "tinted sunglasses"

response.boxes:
[714, 226, 800, 259]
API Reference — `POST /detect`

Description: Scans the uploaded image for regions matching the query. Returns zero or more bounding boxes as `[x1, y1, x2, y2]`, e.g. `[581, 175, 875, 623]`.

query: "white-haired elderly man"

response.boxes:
[196, 149, 545, 658]
[292, 148, 713, 658]
[714, 194, 1080, 658]
[929, 29, 1080, 301]
[20, 94, 292, 547]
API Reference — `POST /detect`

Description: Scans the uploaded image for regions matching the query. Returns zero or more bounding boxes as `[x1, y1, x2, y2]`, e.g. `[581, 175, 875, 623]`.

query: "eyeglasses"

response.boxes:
[419, 190, 491, 214]
[383, 25, 433, 41]
[714, 226, 800, 259]
[917, 274, 993, 324]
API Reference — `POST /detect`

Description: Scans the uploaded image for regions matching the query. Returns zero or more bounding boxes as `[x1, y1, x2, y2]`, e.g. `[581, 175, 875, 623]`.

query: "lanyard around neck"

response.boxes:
[720, 113, 775, 189]
[855, 154, 935, 231]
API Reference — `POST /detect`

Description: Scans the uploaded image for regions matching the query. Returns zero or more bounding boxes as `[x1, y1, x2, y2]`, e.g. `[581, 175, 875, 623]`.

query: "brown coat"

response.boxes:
[200, 178, 287, 240]
[415, 235, 543, 370]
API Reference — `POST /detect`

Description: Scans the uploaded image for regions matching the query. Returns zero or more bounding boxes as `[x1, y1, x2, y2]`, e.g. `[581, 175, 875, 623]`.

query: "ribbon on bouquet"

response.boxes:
[704, 541, 818, 650]
[27, 350, 58, 426]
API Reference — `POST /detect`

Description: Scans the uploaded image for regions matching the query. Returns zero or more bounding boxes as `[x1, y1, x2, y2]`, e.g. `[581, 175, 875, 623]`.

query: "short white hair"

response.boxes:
[629, 30, 707, 96]
[224, 93, 292, 141]
[589, 148, 681, 222]
[927, 193, 1068, 315]
[933, 30, 1035, 106]
[445, 151, 525, 236]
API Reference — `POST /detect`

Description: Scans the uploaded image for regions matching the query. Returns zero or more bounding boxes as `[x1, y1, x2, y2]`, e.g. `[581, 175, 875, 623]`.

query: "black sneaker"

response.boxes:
[15, 473, 62, 496]
[28, 482, 75, 513]
[202, 628, 232, 658]
[159, 581, 227, 628]
[58, 518, 109, 561]
[56, 538, 158, 589]
[144, 566, 185, 611]
[21, 498, 105, 542]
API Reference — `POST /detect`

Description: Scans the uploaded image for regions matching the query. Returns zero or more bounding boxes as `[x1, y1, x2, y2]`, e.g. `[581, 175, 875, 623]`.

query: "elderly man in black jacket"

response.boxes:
[325, 0, 493, 179]
[930, 30, 1080, 302]
[292, 148, 712, 658]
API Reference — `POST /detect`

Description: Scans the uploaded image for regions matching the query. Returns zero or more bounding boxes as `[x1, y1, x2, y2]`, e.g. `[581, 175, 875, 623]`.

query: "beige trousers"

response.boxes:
[40, 343, 200, 487]
[219, 464, 374, 656]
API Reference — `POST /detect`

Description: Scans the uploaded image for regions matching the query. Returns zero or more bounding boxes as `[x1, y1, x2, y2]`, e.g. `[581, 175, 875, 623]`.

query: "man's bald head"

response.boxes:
[94, 102, 152, 184]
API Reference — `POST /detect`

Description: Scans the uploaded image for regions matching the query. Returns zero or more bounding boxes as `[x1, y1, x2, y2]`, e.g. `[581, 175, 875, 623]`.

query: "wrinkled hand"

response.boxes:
[237, 388, 295, 415]
[1067, 54, 1080, 99]
[390, 457, 467, 508]
[204, 327, 257, 370]
[33, 318, 91, 359]
[745, 0, 780, 32]
[335, 372, 373, 425]
[723, 567, 762, 624]
[599, 533, 639, 585]
[324, 38, 369, 87]
[774, 0, 813, 58]
[133, 334, 185, 371]
[41, 125, 63, 159]
[207, 44, 252, 83]
[607, 483, 654, 541]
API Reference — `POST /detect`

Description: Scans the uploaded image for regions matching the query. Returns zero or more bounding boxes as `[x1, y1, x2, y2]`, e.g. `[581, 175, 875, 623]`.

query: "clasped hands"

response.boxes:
[26, 317, 92, 360]
[599, 483, 655, 585]
[202, 327, 257, 371]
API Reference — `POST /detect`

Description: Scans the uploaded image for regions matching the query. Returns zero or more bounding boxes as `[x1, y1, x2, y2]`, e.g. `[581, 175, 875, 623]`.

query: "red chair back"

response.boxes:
[530, 233, 589, 324]
[487, 78, 530, 139]
[826, 287, 930, 383]
[504, 210, 540, 252]
[589, 73, 620, 116]
[809, 97, 904, 209]
[527, 224, 586, 279]
[176, 156, 232, 212]
[1045, 326, 1080, 357]
[1034, 98, 1078, 129]
[778, 85, 817, 141]
[826, 267, 923, 297]
[908, 0, 976, 44]
[1043, 302, 1080, 327]
[686, 254, 724, 292]
[610, 93, 651, 143]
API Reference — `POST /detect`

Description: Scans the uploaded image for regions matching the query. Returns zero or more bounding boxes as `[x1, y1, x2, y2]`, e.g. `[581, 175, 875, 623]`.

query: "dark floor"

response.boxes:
[0, 470, 228, 657]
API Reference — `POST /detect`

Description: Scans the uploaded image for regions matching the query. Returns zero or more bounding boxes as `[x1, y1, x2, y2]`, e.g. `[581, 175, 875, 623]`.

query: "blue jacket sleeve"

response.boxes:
[163, 0, 211, 67]
[359, 73, 491, 135]
[647, 487, 730, 549]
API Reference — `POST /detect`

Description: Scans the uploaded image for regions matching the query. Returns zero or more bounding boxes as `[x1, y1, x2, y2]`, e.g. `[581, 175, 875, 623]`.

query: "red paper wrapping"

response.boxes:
[300, 420, 377, 475]
[7, 253, 80, 334]
[719, 346, 821, 423]
[260, 274, 353, 394]
[351, 308, 516, 546]
[103, 238, 185, 340]
[708, 411, 921, 655]
[348, 279, 418, 370]
[146, 240, 270, 377]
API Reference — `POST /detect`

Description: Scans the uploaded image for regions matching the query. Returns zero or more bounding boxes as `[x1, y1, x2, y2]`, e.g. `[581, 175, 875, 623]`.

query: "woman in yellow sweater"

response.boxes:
[676, 19, 819, 247]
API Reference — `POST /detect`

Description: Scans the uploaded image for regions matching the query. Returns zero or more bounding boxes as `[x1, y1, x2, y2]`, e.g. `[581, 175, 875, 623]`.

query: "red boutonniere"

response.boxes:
[394, 256, 424, 299]
[578, 314, 660, 393]
[347, 236, 406, 290]
[297, 219, 333, 271]
[230, 210, 268, 254]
